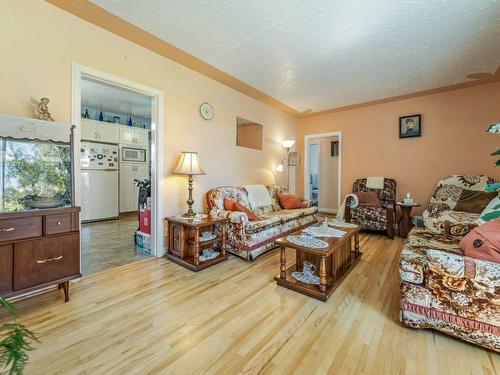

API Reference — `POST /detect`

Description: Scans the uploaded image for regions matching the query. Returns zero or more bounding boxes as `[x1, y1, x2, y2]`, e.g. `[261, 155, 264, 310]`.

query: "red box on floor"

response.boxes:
[139, 209, 151, 234]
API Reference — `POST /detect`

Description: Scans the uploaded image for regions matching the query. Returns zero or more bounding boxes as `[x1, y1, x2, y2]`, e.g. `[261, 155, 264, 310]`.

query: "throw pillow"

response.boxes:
[479, 196, 500, 223]
[453, 189, 497, 214]
[355, 191, 382, 207]
[460, 220, 500, 263]
[276, 194, 307, 209]
[224, 198, 260, 221]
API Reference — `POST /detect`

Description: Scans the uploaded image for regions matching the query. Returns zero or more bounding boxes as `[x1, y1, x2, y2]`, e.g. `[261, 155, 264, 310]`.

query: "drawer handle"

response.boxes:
[36, 255, 63, 264]
[57, 221, 62, 226]
[0, 227, 15, 232]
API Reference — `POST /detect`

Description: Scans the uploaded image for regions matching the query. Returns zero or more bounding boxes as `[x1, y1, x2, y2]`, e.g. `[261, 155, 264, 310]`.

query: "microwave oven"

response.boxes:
[121, 147, 146, 162]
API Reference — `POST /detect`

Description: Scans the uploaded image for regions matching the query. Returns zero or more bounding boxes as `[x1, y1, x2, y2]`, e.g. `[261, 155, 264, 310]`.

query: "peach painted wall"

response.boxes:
[0, 0, 297, 221]
[297, 82, 500, 215]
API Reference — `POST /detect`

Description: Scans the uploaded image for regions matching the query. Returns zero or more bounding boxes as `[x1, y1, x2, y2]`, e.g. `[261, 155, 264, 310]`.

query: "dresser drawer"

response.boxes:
[13, 233, 80, 291]
[44, 213, 76, 235]
[0, 216, 42, 243]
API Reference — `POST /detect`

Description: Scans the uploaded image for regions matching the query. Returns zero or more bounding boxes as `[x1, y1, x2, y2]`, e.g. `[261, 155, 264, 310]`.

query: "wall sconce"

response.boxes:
[275, 163, 284, 172]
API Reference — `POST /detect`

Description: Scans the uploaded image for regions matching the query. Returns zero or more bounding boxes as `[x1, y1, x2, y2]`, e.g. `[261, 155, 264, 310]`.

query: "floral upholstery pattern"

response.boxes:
[346, 178, 396, 238]
[207, 185, 318, 260]
[399, 227, 500, 351]
[423, 175, 496, 234]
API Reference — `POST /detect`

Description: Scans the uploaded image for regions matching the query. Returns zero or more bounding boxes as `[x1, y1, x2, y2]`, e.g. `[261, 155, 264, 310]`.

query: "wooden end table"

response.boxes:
[396, 203, 421, 238]
[274, 225, 362, 301]
[165, 215, 229, 271]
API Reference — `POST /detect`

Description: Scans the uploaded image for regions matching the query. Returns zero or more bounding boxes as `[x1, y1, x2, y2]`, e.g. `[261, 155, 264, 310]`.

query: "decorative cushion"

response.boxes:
[276, 193, 307, 209]
[224, 198, 260, 221]
[480, 196, 500, 223]
[243, 184, 273, 210]
[355, 191, 382, 207]
[453, 190, 497, 214]
[460, 220, 500, 263]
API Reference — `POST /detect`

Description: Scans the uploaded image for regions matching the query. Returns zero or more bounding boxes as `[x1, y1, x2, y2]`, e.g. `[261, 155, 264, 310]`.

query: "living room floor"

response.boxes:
[5, 234, 498, 375]
[81, 213, 152, 275]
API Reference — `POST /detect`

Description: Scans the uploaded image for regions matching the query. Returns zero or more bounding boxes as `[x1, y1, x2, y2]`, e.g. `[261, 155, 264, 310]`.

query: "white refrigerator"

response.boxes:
[80, 142, 119, 222]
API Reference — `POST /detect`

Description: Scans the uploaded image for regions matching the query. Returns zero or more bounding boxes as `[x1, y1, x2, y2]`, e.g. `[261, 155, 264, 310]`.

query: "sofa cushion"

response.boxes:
[351, 205, 387, 223]
[355, 191, 382, 207]
[243, 184, 273, 210]
[480, 196, 500, 223]
[276, 193, 307, 209]
[244, 214, 281, 234]
[460, 221, 500, 263]
[208, 186, 251, 210]
[453, 190, 497, 214]
[423, 209, 481, 234]
[224, 199, 260, 221]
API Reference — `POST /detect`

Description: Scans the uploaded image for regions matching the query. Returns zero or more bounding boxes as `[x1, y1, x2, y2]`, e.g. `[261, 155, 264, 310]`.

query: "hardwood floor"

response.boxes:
[2, 233, 498, 374]
[81, 213, 152, 275]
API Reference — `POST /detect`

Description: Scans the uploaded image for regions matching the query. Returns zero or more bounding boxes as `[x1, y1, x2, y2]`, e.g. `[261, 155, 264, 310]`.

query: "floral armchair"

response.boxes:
[423, 175, 496, 235]
[345, 178, 396, 239]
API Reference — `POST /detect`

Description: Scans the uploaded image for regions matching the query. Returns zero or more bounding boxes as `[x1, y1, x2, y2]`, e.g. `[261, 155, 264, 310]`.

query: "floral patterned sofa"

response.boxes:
[399, 227, 499, 351]
[206, 185, 318, 260]
[423, 175, 496, 235]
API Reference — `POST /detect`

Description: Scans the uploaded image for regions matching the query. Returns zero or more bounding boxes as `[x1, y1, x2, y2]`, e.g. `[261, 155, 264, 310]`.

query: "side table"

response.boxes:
[165, 215, 229, 271]
[396, 203, 421, 238]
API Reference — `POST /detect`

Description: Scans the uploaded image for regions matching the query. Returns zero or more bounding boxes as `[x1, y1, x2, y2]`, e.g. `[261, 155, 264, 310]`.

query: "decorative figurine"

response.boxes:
[98, 111, 104, 121]
[403, 192, 414, 205]
[127, 117, 133, 126]
[83, 109, 90, 119]
[30, 97, 54, 121]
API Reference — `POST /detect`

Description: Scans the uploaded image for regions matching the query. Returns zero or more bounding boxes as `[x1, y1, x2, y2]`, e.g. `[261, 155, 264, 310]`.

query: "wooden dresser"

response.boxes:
[0, 206, 81, 302]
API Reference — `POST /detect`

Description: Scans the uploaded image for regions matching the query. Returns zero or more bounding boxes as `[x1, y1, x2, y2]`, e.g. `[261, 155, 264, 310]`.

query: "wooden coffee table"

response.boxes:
[274, 225, 362, 301]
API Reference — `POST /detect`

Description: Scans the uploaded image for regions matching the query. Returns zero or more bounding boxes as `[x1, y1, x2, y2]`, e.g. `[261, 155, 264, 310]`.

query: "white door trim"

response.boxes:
[303, 131, 342, 211]
[71, 63, 165, 260]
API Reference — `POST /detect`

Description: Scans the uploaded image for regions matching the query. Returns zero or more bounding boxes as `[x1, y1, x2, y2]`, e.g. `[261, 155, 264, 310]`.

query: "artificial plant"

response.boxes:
[483, 122, 500, 221]
[0, 298, 38, 375]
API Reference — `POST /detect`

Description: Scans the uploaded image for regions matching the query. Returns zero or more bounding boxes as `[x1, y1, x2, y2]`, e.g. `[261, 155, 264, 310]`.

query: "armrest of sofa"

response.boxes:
[345, 195, 354, 222]
[210, 208, 249, 225]
[300, 198, 312, 207]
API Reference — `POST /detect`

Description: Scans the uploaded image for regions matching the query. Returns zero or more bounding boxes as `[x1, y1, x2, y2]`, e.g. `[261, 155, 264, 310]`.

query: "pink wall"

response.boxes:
[297, 82, 500, 214]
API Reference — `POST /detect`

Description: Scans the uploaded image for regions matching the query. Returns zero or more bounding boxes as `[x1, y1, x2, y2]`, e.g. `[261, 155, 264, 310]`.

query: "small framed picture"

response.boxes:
[399, 114, 421, 138]
[331, 140, 339, 156]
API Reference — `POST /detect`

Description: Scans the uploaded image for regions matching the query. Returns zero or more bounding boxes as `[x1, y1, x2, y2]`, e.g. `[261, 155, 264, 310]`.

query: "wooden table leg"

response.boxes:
[355, 234, 360, 256]
[280, 245, 286, 279]
[319, 256, 327, 293]
[221, 223, 226, 257]
[62, 281, 70, 302]
[194, 228, 200, 266]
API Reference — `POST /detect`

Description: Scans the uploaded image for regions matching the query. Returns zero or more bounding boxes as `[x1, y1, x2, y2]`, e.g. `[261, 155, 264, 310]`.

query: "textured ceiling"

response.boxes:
[91, 0, 500, 112]
[81, 77, 152, 119]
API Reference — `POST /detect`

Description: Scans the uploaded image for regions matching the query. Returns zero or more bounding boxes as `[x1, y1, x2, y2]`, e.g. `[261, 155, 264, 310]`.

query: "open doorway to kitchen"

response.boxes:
[304, 132, 342, 215]
[72, 64, 164, 275]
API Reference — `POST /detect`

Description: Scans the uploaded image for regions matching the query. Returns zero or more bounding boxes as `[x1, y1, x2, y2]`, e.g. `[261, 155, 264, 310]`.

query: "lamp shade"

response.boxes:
[280, 139, 295, 149]
[173, 151, 205, 175]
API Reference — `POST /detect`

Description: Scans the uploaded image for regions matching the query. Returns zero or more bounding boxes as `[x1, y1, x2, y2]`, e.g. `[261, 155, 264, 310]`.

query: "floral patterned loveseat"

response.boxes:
[399, 227, 499, 351]
[206, 185, 318, 260]
[423, 175, 496, 235]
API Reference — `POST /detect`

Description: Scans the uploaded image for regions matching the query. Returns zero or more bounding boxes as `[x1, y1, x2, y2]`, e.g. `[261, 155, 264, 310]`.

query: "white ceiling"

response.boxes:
[81, 77, 152, 119]
[91, 0, 500, 113]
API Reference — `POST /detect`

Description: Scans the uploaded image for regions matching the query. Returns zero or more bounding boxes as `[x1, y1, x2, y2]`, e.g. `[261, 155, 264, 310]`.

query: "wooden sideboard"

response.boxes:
[0, 206, 81, 302]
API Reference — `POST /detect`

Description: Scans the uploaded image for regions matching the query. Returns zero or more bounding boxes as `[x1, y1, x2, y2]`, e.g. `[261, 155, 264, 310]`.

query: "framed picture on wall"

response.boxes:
[399, 114, 421, 138]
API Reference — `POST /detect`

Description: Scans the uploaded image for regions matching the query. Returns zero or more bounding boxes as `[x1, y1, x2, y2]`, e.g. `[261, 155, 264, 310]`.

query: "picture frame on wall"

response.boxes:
[399, 114, 421, 138]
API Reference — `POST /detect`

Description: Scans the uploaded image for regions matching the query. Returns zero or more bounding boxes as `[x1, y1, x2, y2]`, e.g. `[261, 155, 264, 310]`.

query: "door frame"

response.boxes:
[303, 131, 342, 211]
[71, 63, 165, 260]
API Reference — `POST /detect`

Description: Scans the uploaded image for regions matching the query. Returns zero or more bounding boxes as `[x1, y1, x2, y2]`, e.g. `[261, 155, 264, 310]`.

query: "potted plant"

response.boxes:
[0, 298, 38, 375]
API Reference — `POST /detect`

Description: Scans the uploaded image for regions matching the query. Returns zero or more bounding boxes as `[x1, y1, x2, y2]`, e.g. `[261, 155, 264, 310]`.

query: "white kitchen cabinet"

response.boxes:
[119, 126, 149, 147]
[81, 119, 119, 143]
[119, 162, 150, 213]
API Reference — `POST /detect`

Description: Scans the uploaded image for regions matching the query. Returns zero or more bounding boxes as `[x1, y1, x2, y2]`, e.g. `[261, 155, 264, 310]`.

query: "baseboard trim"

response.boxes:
[319, 208, 338, 214]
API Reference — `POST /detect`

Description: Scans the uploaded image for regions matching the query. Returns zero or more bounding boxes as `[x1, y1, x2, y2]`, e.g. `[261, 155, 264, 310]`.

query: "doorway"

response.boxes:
[304, 132, 342, 214]
[71, 64, 164, 275]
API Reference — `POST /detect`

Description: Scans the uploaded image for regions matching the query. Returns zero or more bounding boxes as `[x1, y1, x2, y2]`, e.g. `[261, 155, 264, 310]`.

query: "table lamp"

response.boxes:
[173, 151, 205, 217]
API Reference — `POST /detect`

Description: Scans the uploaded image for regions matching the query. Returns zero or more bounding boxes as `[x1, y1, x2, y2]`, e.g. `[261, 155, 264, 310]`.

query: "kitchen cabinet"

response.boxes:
[81, 119, 119, 143]
[120, 163, 150, 213]
[119, 127, 149, 147]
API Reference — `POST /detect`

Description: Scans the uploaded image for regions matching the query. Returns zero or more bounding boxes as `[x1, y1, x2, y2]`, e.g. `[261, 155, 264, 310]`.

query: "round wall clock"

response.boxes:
[199, 102, 214, 120]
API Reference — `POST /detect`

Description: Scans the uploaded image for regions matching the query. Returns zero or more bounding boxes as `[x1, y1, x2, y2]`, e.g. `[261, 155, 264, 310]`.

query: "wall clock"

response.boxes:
[199, 102, 214, 120]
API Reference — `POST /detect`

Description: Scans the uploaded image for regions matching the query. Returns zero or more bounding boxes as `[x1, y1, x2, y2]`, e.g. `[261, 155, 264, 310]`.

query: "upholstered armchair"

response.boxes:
[345, 178, 396, 239]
